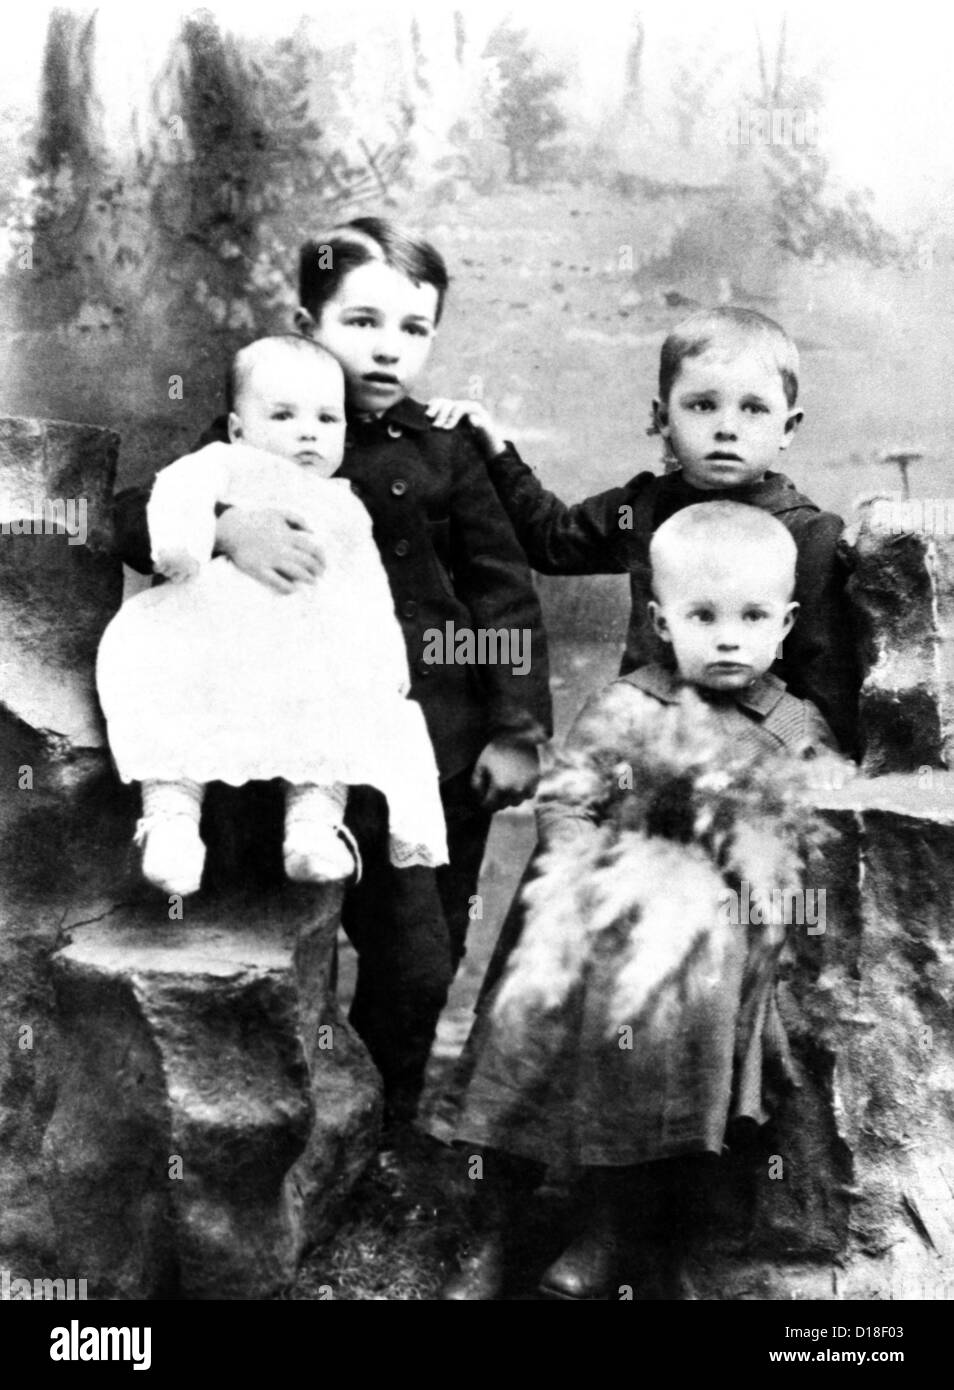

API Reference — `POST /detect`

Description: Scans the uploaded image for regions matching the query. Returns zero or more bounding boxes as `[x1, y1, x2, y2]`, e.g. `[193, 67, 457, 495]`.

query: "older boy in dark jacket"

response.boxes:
[113, 219, 552, 1128]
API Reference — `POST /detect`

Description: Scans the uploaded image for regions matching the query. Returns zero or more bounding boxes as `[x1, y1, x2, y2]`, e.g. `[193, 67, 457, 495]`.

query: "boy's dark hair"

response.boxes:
[658, 306, 800, 408]
[225, 333, 341, 413]
[298, 217, 450, 325]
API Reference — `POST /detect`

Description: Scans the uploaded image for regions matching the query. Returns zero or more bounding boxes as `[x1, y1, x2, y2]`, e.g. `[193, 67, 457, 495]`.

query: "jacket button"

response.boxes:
[390, 478, 408, 497]
[387, 423, 403, 438]
[416, 660, 431, 677]
[394, 539, 410, 557]
[402, 599, 418, 618]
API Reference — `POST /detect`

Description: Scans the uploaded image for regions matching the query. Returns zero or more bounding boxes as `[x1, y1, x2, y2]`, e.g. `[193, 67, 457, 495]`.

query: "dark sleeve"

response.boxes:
[448, 431, 553, 746]
[484, 443, 642, 576]
[110, 416, 231, 574]
[780, 510, 860, 756]
[800, 701, 842, 757]
[111, 484, 154, 573]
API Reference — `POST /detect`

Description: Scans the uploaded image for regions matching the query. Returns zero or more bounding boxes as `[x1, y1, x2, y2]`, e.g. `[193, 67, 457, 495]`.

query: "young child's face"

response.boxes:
[229, 351, 346, 476]
[656, 343, 801, 491]
[308, 261, 439, 415]
[650, 550, 797, 692]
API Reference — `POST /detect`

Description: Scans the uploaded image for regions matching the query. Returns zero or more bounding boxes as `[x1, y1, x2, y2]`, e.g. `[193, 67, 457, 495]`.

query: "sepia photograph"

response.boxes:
[0, 0, 951, 1354]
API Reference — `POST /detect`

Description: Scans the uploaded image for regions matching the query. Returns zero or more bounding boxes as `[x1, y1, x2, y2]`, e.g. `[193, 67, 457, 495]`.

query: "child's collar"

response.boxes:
[621, 663, 789, 718]
[662, 467, 818, 517]
[669, 468, 782, 498]
[348, 397, 430, 432]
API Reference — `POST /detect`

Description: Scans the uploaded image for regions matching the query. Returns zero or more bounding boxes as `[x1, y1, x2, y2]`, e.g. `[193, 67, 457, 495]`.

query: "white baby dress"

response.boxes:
[96, 441, 448, 869]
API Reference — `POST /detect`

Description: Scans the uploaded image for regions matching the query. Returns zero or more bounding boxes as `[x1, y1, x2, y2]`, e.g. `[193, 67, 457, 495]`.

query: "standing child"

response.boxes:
[111, 219, 552, 1128]
[97, 335, 447, 893]
[428, 305, 858, 752]
[439, 503, 843, 1300]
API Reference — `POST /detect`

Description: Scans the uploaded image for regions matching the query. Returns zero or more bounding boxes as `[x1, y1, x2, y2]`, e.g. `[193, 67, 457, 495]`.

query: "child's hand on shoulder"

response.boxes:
[471, 739, 541, 811]
[426, 398, 508, 459]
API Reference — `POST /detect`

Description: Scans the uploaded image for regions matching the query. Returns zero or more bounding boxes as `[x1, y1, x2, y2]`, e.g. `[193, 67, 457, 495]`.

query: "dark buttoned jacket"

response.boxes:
[112, 397, 553, 780]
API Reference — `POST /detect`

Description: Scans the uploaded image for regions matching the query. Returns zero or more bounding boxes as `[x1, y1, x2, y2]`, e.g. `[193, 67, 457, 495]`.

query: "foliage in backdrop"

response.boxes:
[0, 9, 911, 457]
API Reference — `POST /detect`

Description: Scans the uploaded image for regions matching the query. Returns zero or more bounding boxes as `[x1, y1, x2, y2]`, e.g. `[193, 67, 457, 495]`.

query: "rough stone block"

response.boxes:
[722, 773, 954, 1300]
[0, 416, 120, 749]
[685, 774, 954, 1299]
[45, 889, 380, 1300]
[0, 415, 124, 1270]
[845, 505, 954, 774]
[0, 416, 118, 551]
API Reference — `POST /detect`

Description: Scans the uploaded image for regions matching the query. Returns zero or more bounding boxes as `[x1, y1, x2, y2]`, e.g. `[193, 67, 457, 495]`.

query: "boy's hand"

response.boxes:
[803, 757, 857, 793]
[426, 398, 508, 459]
[216, 507, 325, 594]
[471, 739, 541, 811]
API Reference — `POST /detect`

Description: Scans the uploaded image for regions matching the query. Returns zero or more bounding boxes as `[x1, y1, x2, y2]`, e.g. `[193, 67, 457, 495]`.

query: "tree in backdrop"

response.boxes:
[483, 23, 567, 183]
[635, 16, 902, 291]
[0, 9, 415, 420]
[745, 17, 900, 265]
[2, 10, 417, 331]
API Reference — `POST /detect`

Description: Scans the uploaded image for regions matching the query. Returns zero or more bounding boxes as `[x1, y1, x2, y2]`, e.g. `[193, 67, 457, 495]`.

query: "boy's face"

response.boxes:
[229, 351, 346, 476]
[301, 261, 439, 415]
[650, 550, 797, 692]
[655, 343, 802, 491]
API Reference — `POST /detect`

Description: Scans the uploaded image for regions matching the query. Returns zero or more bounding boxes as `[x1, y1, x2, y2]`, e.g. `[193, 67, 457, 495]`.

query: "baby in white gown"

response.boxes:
[97, 335, 448, 895]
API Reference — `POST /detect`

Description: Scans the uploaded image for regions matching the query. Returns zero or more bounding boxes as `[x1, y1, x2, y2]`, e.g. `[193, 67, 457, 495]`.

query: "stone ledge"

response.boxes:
[44, 894, 381, 1300]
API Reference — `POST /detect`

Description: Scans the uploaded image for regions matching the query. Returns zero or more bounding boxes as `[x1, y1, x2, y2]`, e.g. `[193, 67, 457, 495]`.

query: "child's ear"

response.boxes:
[779, 408, 804, 450]
[649, 600, 671, 642]
[652, 398, 670, 439]
[227, 412, 243, 443]
[294, 306, 317, 337]
[782, 601, 799, 637]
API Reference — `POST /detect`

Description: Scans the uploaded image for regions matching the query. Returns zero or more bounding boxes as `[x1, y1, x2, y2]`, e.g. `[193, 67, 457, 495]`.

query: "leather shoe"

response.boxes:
[440, 1235, 507, 1301]
[539, 1228, 619, 1300]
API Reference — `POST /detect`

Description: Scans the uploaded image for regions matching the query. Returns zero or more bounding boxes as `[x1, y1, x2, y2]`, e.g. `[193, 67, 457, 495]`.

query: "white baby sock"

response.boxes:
[137, 778, 206, 897]
[284, 783, 360, 884]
